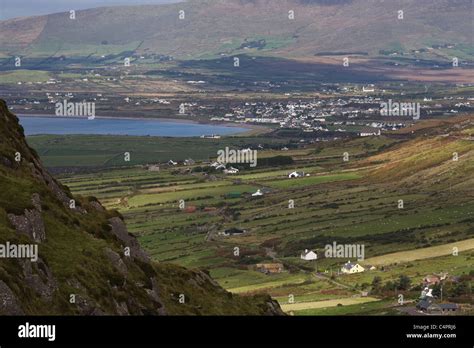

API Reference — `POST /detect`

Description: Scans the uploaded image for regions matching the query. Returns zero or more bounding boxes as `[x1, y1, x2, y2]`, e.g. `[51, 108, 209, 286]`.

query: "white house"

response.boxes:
[252, 189, 264, 197]
[168, 160, 178, 166]
[300, 249, 317, 261]
[289, 171, 305, 179]
[359, 128, 381, 137]
[421, 287, 434, 299]
[210, 162, 226, 170]
[341, 261, 365, 274]
[224, 167, 239, 174]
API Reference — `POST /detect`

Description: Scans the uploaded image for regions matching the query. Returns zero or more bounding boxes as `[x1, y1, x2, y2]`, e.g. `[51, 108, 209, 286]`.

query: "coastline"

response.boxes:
[18, 113, 272, 137]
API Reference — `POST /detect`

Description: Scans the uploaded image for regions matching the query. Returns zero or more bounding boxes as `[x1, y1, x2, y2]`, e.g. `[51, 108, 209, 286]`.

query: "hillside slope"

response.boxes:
[0, 0, 471, 60]
[0, 99, 283, 315]
[364, 115, 474, 192]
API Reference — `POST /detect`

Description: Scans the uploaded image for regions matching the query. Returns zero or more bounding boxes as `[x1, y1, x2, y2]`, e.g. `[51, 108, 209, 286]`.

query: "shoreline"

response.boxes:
[18, 113, 272, 137]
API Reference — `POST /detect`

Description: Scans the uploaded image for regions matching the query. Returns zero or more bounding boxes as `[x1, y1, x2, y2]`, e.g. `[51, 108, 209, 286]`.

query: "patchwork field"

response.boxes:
[363, 239, 474, 266]
[47, 118, 474, 315]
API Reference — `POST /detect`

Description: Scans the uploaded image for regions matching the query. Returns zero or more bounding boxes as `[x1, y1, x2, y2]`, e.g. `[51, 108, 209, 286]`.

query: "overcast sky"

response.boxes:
[0, 0, 182, 20]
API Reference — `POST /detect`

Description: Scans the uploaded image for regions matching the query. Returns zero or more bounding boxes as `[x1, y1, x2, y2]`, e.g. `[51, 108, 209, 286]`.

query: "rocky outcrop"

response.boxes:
[0, 99, 284, 316]
[0, 280, 24, 315]
[104, 248, 128, 276]
[8, 208, 46, 243]
[20, 258, 58, 302]
[7, 193, 46, 243]
[108, 217, 150, 262]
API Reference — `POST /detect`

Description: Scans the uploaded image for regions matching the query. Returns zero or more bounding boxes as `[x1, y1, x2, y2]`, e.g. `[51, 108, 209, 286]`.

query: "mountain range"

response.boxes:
[0, 0, 472, 61]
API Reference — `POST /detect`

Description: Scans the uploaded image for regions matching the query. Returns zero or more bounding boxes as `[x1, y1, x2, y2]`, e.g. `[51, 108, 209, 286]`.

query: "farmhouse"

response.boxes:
[439, 304, 460, 313]
[300, 249, 317, 261]
[289, 171, 305, 179]
[168, 160, 178, 166]
[341, 261, 365, 274]
[224, 167, 239, 174]
[252, 189, 264, 197]
[210, 162, 227, 170]
[184, 158, 195, 166]
[223, 228, 246, 236]
[421, 287, 435, 299]
[256, 263, 284, 274]
[416, 299, 459, 314]
[417, 299, 439, 313]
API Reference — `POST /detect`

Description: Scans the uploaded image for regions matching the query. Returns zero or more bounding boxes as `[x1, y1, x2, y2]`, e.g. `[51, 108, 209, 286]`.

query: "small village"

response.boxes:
[5, 88, 473, 137]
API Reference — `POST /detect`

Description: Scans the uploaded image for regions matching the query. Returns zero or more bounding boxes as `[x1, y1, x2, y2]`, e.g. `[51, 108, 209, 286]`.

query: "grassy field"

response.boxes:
[267, 172, 362, 189]
[281, 297, 380, 312]
[27, 135, 289, 167]
[293, 299, 397, 316]
[0, 70, 51, 83]
[337, 252, 474, 289]
[45, 121, 474, 315]
[362, 239, 474, 266]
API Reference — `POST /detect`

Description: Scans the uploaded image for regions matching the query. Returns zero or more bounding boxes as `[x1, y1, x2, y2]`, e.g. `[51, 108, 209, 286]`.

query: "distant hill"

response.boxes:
[0, 99, 284, 315]
[0, 0, 472, 61]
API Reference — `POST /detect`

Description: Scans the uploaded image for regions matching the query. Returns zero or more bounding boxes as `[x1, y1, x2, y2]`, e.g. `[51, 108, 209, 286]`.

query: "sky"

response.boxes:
[0, 0, 182, 20]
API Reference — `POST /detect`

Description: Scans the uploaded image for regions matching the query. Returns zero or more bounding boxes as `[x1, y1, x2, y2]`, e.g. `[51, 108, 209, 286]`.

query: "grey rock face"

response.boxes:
[8, 208, 46, 243]
[108, 217, 150, 262]
[20, 258, 58, 302]
[0, 280, 24, 315]
[104, 247, 128, 276]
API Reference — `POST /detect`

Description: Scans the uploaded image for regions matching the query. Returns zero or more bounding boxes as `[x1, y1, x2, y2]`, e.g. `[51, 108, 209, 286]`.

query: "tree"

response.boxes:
[372, 276, 382, 287]
[383, 281, 397, 292]
[432, 283, 442, 298]
[371, 276, 382, 293]
[398, 275, 412, 291]
[453, 281, 470, 297]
